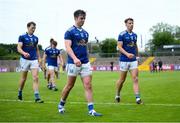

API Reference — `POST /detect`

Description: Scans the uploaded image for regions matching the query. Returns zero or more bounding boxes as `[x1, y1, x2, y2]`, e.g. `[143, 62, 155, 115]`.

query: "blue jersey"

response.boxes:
[45, 46, 51, 63]
[45, 47, 60, 67]
[118, 30, 137, 62]
[18, 33, 38, 60]
[64, 25, 89, 64]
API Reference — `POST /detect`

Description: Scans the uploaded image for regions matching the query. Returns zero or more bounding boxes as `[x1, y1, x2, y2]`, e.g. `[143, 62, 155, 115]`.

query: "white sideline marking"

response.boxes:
[0, 99, 180, 107]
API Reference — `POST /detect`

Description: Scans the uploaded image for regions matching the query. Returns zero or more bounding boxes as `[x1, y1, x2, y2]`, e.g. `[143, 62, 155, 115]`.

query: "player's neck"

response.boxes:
[27, 32, 33, 36]
[126, 30, 132, 33]
[74, 24, 82, 29]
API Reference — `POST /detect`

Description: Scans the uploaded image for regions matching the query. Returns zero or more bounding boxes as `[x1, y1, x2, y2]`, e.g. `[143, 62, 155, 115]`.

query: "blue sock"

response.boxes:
[18, 90, 22, 96]
[88, 103, 94, 112]
[59, 99, 65, 106]
[135, 93, 140, 99]
[34, 91, 40, 100]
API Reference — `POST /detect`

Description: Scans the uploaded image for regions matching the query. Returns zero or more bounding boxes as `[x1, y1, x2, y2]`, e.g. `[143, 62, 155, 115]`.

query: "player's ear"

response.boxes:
[74, 16, 78, 21]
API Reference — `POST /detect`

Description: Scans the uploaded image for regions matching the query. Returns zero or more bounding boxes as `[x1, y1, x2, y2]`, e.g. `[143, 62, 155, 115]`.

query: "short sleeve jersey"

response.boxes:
[118, 30, 137, 62]
[45, 47, 60, 67]
[18, 33, 38, 60]
[64, 25, 89, 64]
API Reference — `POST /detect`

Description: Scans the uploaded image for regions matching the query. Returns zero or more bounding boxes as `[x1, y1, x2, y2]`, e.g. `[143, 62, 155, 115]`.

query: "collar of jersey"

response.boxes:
[26, 32, 34, 37]
[73, 25, 83, 31]
[125, 30, 133, 35]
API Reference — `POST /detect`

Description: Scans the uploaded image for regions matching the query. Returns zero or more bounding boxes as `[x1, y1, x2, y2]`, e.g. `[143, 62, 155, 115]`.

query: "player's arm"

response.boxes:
[58, 54, 64, 67]
[17, 42, 30, 58]
[117, 41, 134, 59]
[65, 40, 81, 66]
[42, 52, 47, 71]
[135, 43, 140, 64]
[135, 43, 139, 58]
[36, 45, 42, 64]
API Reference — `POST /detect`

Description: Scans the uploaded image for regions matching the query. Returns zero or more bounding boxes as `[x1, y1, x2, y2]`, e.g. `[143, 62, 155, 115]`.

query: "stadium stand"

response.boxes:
[154, 56, 180, 64]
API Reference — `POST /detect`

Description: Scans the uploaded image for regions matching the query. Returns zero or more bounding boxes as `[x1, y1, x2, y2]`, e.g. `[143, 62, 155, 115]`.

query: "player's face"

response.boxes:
[75, 15, 86, 27]
[126, 20, 134, 32]
[51, 44, 56, 48]
[27, 24, 36, 35]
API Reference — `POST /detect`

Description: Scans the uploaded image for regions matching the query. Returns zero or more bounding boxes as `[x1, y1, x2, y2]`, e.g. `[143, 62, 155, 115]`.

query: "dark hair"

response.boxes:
[124, 18, 134, 23]
[27, 21, 36, 27]
[51, 40, 57, 46]
[50, 38, 54, 43]
[74, 9, 86, 18]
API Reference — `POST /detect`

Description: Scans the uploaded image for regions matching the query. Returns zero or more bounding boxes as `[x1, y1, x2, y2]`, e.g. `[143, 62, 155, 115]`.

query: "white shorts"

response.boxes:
[20, 57, 39, 72]
[119, 61, 138, 71]
[47, 65, 58, 72]
[66, 62, 92, 77]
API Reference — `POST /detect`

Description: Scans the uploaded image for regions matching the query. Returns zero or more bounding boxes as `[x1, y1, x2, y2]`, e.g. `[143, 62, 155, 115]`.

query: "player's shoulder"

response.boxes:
[119, 30, 127, 36]
[45, 46, 51, 51]
[67, 26, 76, 32]
[55, 48, 60, 51]
[33, 34, 38, 38]
[32, 34, 38, 40]
[19, 33, 27, 37]
[54, 48, 61, 54]
[132, 32, 137, 36]
[82, 28, 88, 34]
[65, 26, 76, 36]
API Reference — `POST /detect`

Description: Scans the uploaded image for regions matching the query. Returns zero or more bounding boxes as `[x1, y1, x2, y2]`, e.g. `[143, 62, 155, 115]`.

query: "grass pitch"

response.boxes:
[0, 71, 180, 122]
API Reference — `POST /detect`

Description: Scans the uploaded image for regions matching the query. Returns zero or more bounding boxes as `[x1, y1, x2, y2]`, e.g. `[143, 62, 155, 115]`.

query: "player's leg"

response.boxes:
[130, 68, 139, 94]
[129, 68, 142, 104]
[18, 58, 29, 100]
[44, 63, 48, 79]
[31, 68, 43, 103]
[115, 61, 128, 102]
[58, 64, 77, 114]
[55, 71, 58, 78]
[129, 61, 143, 104]
[18, 71, 28, 100]
[31, 60, 43, 103]
[46, 64, 52, 89]
[46, 70, 51, 89]
[81, 62, 102, 116]
[44, 69, 47, 79]
[55, 64, 60, 79]
[81, 76, 102, 116]
[46, 66, 53, 90]
[81, 75, 93, 103]
[58, 76, 76, 113]
[49, 67, 58, 91]
[115, 71, 127, 102]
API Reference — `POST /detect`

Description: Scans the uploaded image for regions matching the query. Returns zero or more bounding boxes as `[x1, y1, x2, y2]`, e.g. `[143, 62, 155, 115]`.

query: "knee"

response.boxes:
[33, 75, 39, 82]
[133, 76, 138, 82]
[84, 82, 92, 90]
[118, 79, 125, 84]
[66, 83, 74, 90]
[50, 74, 54, 79]
[21, 77, 27, 82]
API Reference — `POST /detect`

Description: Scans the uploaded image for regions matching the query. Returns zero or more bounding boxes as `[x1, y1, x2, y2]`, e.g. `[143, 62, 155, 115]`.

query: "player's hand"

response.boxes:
[61, 63, 64, 67]
[42, 65, 46, 71]
[73, 58, 81, 67]
[23, 52, 30, 58]
[126, 53, 135, 59]
[38, 58, 42, 65]
[136, 56, 140, 65]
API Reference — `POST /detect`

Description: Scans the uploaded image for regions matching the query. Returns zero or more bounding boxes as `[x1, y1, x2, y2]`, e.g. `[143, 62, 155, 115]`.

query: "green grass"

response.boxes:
[0, 71, 180, 122]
